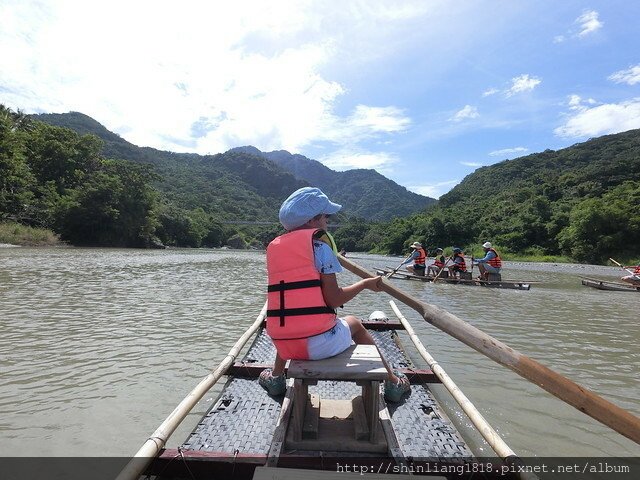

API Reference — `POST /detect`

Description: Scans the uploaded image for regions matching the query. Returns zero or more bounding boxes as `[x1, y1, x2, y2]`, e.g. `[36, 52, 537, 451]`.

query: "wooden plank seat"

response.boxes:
[287, 344, 388, 443]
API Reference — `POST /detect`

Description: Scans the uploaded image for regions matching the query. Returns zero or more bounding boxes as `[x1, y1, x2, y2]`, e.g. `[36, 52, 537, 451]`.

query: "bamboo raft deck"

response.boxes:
[376, 267, 532, 291]
[581, 276, 640, 292]
[143, 314, 514, 479]
[119, 257, 640, 480]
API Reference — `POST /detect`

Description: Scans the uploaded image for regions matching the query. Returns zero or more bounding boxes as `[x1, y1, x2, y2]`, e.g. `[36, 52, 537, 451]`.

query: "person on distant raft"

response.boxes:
[621, 263, 640, 285]
[473, 242, 502, 281]
[428, 247, 446, 277]
[448, 247, 467, 278]
[339, 248, 347, 257]
[400, 241, 428, 276]
[259, 187, 410, 402]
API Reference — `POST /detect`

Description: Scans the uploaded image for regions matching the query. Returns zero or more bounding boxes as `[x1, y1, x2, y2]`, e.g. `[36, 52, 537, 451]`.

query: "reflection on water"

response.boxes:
[0, 248, 638, 457]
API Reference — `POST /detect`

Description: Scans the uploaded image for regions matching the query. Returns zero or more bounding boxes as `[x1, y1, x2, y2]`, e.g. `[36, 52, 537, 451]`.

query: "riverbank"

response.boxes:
[0, 222, 61, 247]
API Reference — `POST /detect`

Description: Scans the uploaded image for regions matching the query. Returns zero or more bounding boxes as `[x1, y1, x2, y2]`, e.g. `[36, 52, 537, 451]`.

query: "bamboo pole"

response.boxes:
[115, 302, 268, 480]
[432, 255, 453, 282]
[389, 300, 515, 458]
[386, 253, 413, 278]
[389, 302, 520, 458]
[338, 255, 640, 444]
[609, 257, 637, 276]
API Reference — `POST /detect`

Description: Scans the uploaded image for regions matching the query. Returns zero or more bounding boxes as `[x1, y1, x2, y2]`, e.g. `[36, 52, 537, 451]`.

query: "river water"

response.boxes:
[0, 247, 638, 458]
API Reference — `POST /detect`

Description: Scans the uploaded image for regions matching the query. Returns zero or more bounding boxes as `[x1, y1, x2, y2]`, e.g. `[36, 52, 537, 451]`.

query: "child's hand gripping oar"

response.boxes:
[609, 258, 637, 276]
[386, 253, 413, 278]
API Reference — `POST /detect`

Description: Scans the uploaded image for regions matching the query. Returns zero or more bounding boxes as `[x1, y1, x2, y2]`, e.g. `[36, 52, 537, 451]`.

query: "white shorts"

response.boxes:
[307, 318, 353, 360]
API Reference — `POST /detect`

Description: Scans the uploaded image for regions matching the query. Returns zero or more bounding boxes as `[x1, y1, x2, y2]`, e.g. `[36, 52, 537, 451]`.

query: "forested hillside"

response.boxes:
[33, 112, 305, 221]
[334, 129, 640, 264]
[4, 106, 431, 248]
[230, 146, 435, 220]
[1, 106, 159, 247]
[2, 106, 298, 247]
[34, 112, 433, 222]
[4, 104, 639, 261]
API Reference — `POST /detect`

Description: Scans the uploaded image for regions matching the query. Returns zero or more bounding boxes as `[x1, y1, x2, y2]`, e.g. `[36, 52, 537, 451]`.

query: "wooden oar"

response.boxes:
[432, 255, 453, 283]
[116, 302, 268, 480]
[609, 258, 637, 276]
[337, 255, 640, 444]
[386, 253, 413, 278]
[388, 301, 536, 479]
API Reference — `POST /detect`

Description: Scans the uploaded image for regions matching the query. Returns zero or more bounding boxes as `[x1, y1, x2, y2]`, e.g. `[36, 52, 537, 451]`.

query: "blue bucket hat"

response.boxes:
[279, 187, 342, 230]
[453, 247, 462, 254]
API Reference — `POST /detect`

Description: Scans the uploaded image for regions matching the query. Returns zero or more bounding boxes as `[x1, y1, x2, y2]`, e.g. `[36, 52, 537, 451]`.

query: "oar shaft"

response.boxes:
[339, 256, 640, 444]
[389, 301, 517, 459]
[388, 301, 537, 480]
[432, 255, 452, 282]
[609, 258, 636, 276]
[387, 253, 413, 278]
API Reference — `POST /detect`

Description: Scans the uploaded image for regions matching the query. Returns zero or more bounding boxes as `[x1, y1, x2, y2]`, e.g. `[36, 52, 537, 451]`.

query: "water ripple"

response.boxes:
[0, 249, 638, 457]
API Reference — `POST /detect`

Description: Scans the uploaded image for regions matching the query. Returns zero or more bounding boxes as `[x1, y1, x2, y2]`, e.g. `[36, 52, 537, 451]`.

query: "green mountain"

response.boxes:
[21, 109, 639, 261]
[230, 146, 436, 220]
[369, 128, 640, 263]
[33, 112, 434, 222]
[31, 112, 305, 222]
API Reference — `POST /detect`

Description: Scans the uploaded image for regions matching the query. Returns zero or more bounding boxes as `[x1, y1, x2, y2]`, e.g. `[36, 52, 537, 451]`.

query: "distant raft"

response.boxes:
[581, 277, 640, 292]
[375, 267, 532, 290]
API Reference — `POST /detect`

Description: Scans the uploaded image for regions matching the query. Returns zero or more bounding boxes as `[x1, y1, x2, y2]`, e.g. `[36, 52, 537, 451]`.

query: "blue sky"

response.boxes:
[1, 1, 639, 198]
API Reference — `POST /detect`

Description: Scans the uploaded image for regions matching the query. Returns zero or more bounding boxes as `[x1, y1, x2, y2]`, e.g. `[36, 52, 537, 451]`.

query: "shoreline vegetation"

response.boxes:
[0, 219, 633, 266]
[0, 224, 598, 265]
[0, 221, 62, 247]
[2, 232, 633, 267]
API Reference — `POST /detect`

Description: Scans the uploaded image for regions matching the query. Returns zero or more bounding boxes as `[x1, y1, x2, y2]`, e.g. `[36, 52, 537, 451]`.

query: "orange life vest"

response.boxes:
[266, 228, 337, 359]
[414, 247, 427, 266]
[452, 253, 467, 271]
[634, 265, 640, 275]
[434, 255, 445, 268]
[487, 248, 502, 268]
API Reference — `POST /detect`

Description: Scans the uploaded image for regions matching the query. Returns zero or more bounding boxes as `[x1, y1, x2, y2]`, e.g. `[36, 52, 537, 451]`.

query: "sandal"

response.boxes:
[258, 368, 287, 396]
[384, 369, 411, 403]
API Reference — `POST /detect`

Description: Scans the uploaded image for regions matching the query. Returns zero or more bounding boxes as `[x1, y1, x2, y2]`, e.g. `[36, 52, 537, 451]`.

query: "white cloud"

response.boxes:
[506, 74, 541, 97]
[488, 147, 528, 157]
[554, 9, 603, 43]
[408, 179, 460, 199]
[568, 94, 583, 109]
[608, 64, 640, 85]
[347, 105, 411, 134]
[482, 88, 499, 97]
[461, 161, 483, 167]
[554, 98, 640, 138]
[451, 105, 479, 122]
[576, 10, 603, 37]
[320, 148, 398, 172]
[0, 0, 421, 156]
[566, 94, 598, 112]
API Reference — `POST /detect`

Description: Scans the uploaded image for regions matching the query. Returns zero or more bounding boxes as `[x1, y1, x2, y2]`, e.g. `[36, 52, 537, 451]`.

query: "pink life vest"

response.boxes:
[266, 228, 337, 359]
